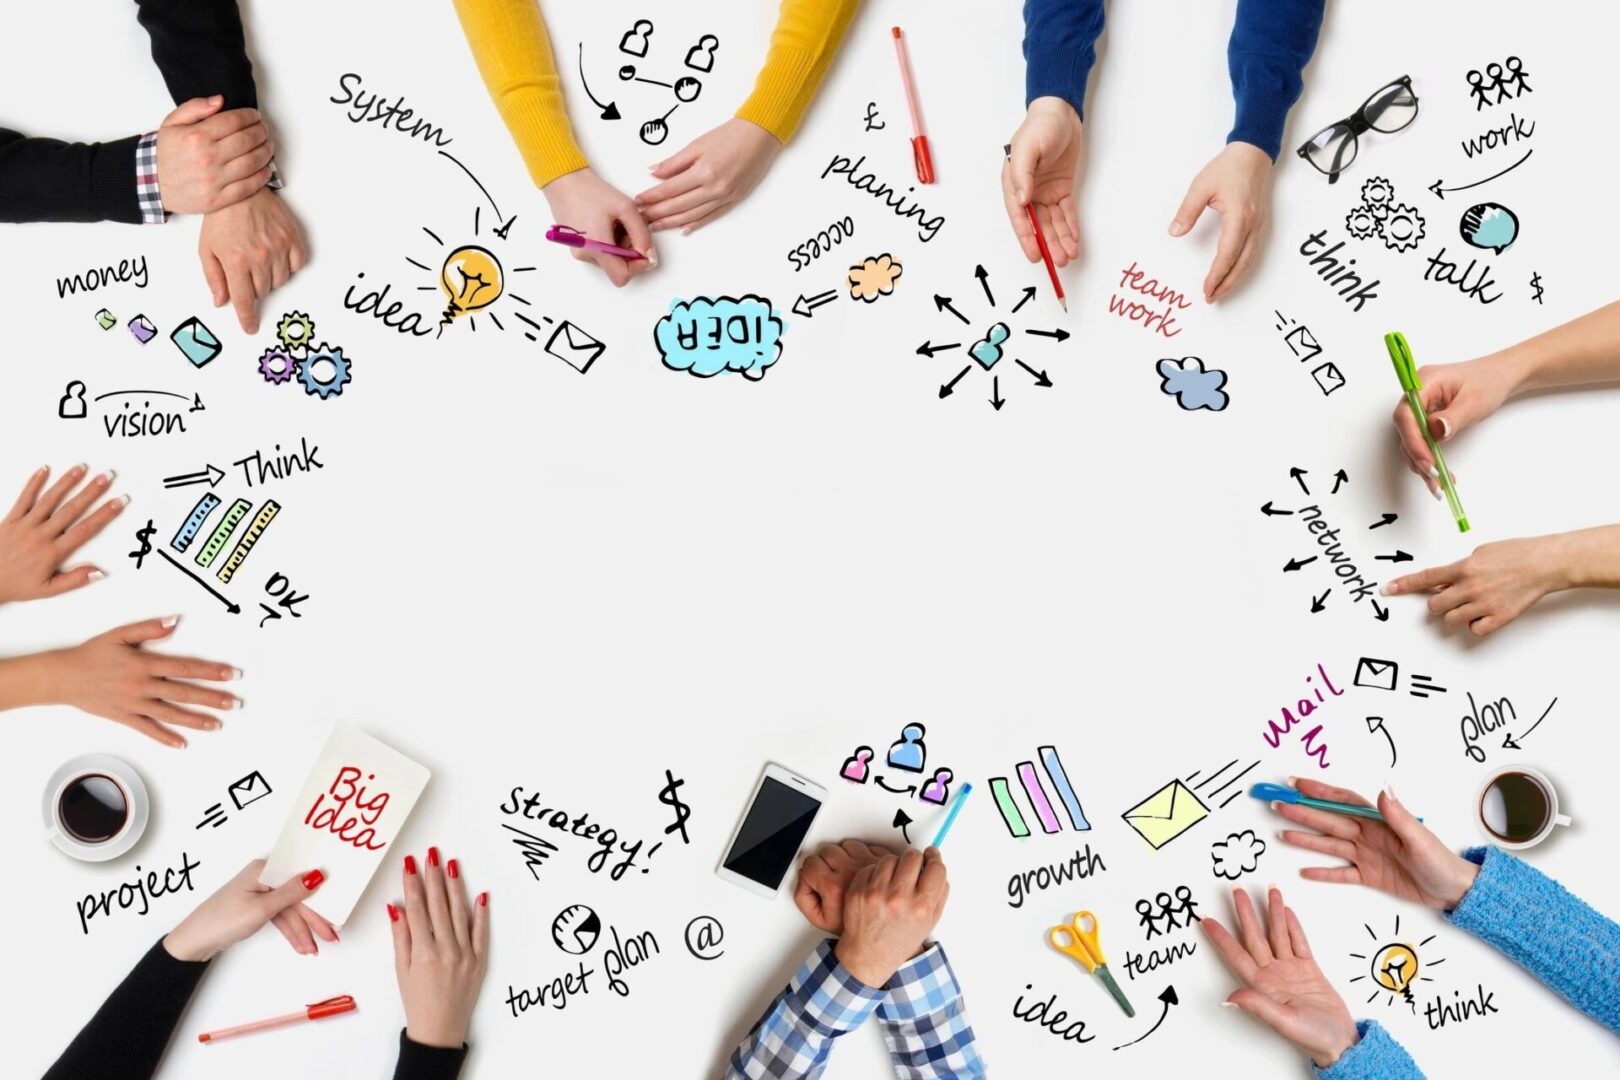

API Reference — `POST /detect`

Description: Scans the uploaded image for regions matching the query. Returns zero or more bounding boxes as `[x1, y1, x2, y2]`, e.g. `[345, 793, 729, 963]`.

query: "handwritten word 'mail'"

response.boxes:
[77, 851, 201, 934]
[1260, 663, 1344, 769]
[57, 255, 149, 299]
[1298, 231, 1381, 311]
[1007, 844, 1107, 909]
[329, 73, 452, 147]
[304, 767, 391, 851]
[1107, 261, 1191, 337]
[1013, 986, 1094, 1045]
[500, 786, 660, 879]
[820, 154, 945, 242]
[1423, 247, 1502, 305]
[1426, 985, 1499, 1029]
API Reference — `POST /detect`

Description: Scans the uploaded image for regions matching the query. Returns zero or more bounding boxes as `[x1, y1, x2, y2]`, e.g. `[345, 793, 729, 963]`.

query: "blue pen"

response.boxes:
[1251, 782, 1421, 823]
[930, 782, 973, 847]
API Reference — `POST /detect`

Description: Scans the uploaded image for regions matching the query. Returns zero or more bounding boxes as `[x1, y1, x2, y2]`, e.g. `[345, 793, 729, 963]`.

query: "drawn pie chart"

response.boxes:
[551, 904, 602, 955]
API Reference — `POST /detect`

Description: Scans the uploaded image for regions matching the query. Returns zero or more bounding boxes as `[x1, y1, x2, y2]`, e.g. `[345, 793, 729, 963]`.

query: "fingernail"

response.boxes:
[161, 615, 180, 628]
[1169, 220, 1186, 236]
[1221, 1001, 1239, 1009]
[302, 869, 325, 890]
[387, 902, 399, 922]
[1382, 581, 1399, 596]
[1269, 801, 1281, 812]
[1432, 486, 1443, 502]
[1288, 776, 1304, 787]
[1267, 882, 1280, 893]
[97, 469, 116, 484]
[117, 494, 131, 507]
[1435, 416, 1452, 440]
[72, 463, 87, 474]
[644, 249, 660, 268]
[210, 95, 223, 104]
[404, 855, 417, 875]
[1427, 466, 1440, 479]
[681, 226, 694, 236]
[87, 570, 106, 583]
[427, 846, 440, 869]
[1384, 784, 1398, 802]
[447, 858, 460, 879]
[1277, 829, 1289, 840]
[205, 719, 221, 730]
[478, 891, 489, 907]
[228, 667, 243, 680]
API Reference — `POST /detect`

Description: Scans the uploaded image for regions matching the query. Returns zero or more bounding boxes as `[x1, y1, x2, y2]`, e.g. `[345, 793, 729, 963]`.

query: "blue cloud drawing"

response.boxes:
[1157, 356, 1229, 412]
[654, 295, 785, 380]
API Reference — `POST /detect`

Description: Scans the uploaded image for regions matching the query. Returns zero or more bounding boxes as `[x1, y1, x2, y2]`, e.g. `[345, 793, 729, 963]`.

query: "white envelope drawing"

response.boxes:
[1312, 361, 1345, 396]
[545, 320, 606, 373]
[1353, 657, 1399, 691]
[1285, 324, 1322, 362]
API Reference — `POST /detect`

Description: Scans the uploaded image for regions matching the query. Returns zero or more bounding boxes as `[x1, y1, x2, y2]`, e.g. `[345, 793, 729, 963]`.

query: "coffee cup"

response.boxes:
[1474, 765, 1570, 850]
[42, 754, 149, 862]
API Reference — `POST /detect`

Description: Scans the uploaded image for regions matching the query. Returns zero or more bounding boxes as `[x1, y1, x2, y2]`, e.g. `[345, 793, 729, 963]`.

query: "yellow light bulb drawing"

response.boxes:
[1372, 943, 1420, 999]
[439, 245, 504, 329]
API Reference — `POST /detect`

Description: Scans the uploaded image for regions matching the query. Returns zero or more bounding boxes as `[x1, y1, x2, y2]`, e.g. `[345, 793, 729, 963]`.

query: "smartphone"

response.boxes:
[716, 764, 826, 898]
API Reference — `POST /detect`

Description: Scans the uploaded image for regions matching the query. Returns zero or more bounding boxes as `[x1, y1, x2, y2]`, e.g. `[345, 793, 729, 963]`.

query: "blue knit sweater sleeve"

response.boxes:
[1445, 846, 1620, 1035]
[1226, 0, 1325, 159]
[1311, 1021, 1425, 1080]
[1022, 0, 1105, 119]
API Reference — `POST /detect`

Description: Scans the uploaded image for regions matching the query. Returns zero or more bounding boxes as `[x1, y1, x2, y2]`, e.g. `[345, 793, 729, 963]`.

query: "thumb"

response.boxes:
[262, 868, 325, 917]
[1377, 786, 1433, 848]
[164, 95, 224, 128]
[1226, 988, 1296, 1036]
[1008, 137, 1041, 205]
[1170, 177, 1213, 237]
[116, 614, 180, 646]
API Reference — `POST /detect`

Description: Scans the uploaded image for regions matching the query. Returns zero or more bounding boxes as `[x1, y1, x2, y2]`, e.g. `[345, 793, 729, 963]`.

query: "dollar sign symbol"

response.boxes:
[129, 519, 155, 570]
[658, 769, 691, 844]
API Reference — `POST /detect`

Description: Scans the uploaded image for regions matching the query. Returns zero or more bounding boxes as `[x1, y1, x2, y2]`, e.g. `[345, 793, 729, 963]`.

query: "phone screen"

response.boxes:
[722, 776, 822, 889]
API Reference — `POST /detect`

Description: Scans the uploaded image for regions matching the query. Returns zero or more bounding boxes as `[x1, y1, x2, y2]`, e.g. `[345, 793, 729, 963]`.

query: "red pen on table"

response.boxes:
[545, 224, 646, 261]
[198, 995, 357, 1044]
[1004, 143, 1067, 312]
[891, 27, 934, 184]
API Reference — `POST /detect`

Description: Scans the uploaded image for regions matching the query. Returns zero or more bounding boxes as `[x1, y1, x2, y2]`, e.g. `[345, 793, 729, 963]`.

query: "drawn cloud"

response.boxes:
[654, 295, 785, 380]
[1211, 829, 1267, 880]
[848, 254, 904, 302]
[1157, 356, 1229, 412]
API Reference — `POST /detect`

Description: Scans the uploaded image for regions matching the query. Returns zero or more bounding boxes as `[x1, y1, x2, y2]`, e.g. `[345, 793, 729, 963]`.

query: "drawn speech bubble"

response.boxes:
[654, 295, 786, 380]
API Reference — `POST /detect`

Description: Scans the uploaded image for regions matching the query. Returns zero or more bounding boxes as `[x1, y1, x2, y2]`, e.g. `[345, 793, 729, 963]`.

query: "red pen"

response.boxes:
[198, 995, 357, 1044]
[545, 224, 646, 261]
[1005, 144, 1067, 311]
[891, 27, 934, 184]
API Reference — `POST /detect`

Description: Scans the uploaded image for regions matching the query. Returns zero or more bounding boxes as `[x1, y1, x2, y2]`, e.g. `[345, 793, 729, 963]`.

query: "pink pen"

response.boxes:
[545, 224, 646, 260]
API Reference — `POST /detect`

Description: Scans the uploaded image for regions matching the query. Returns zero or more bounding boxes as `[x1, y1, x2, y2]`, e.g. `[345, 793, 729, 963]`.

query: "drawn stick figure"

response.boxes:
[1174, 885, 1201, 924]
[1487, 62, 1510, 104]
[1504, 56, 1531, 98]
[1136, 899, 1161, 939]
[1156, 891, 1180, 931]
[1466, 70, 1491, 111]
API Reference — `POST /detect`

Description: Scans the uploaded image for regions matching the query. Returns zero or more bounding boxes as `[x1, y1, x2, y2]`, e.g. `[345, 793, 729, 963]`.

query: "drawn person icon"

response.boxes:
[886, 723, 927, 773]
[840, 746, 874, 784]
[674, 76, 702, 103]
[684, 34, 719, 73]
[1486, 62, 1509, 104]
[619, 19, 653, 58]
[1504, 56, 1531, 98]
[1174, 885, 1201, 925]
[919, 768, 953, 805]
[58, 380, 87, 419]
[1155, 891, 1181, 931]
[1136, 899, 1161, 939]
[618, 64, 638, 82]
[1466, 69, 1491, 111]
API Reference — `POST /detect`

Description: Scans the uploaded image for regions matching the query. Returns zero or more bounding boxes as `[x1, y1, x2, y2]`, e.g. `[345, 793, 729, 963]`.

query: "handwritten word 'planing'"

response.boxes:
[820, 155, 944, 242]
[1260, 663, 1344, 769]
[1107, 261, 1193, 338]
[329, 73, 452, 147]
[77, 851, 201, 934]
[57, 256, 148, 299]
[303, 766, 391, 851]
[1007, 844, 1107, 909]
[500, 787, 660, 880]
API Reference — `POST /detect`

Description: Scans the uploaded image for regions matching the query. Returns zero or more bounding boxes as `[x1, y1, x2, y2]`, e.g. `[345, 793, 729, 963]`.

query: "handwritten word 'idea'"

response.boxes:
[344, 273, 434, 337]
[1261, 663, 1343, 769]
[303, 767, 391, 850]
[1108, 261, 1192, 337]
[1013, 986, 1094, 1045]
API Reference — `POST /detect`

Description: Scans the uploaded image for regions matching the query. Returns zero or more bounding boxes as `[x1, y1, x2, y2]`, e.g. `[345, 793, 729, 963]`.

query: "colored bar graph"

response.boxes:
[1040, 745, 1090, 831]
[990, 777, 1030, 838]
[196, 498, 251, 567]
[172, 493, 221, 552]
[1017, 761, 1062, 833]
[217, 500, 279, 584]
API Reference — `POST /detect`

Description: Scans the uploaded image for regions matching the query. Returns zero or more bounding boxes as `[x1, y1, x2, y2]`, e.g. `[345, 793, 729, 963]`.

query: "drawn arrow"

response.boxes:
[1429, 148, 1533, 200]
[874, 776, 918, 796]
[157, 550, 240, 614]
[1369, 513, 1398, 529]
[1367, 716, 1398, 767]
[1372, 600, 1390, 622]
[1375, 551, 1414, 563]
[1332, 469, 1348, 494]
[792, 290, 838, 318]
[916, 340, 960, 358]
[934, 295, 970, 325]
[577, 44, 621, 119]
[1283, 555, 1317, 572]
[892, 808, 913, 844]
[939, 365, 972, 399]
[1014, 359, 1053, 387]
[436, 150, 518, 239]
[1502, 697, 1556, 750]
[1011, 286, 1037, 314]
[189, 393, 206, 412]
[1290, 467, 1310, 495]
[1261, 501, 1293, 517]
[1113, 985, 1179, 1051]
[990, 375, 1005, 411]
[162, 464, 224, 490]
[1310, 589, 1330, 613]
[1026, 327, 1070, 342]
[974, 264, 995, 307]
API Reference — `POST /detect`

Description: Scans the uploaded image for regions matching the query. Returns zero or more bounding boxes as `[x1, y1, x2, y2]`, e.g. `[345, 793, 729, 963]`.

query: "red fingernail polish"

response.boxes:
[428, 846, 440, 869]
[387, 903, 399, 922]
[478, 891, 488, 907]
[302, 869, 324, 890]
[404, 855, 417, 875]
[447, 858, 459, 879]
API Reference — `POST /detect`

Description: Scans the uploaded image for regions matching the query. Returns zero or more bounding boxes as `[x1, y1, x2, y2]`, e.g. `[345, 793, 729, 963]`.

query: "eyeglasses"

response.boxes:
[1297, 77, 1419, 184]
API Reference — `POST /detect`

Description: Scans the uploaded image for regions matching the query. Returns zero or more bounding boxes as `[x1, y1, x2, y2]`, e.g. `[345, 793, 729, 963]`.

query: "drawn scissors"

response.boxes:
[1047, 910, 1135, 1017]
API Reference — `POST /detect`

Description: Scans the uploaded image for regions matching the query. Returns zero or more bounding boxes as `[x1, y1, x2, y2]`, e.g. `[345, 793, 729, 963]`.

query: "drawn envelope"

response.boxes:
[1353, 657, 1399, 691]
[1120, 779, 1209, 849]
[545, 320, 605, 373]
[1312, 361, 1346, 396]
[170, 316, 222, 368]
[1284, 324, 1322, 362]
[227, 769, 272, 810]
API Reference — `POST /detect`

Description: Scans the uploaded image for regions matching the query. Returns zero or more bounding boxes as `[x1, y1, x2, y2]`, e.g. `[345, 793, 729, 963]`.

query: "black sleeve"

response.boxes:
[133, 0, 260, 109]
[0, 127, 143, 223]
[44, 937, 210, 1080]
[392, 1029, 470, 1080]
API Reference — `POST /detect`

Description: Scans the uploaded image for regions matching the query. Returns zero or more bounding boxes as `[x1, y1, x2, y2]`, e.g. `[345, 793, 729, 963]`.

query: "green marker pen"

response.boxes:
[1386, 331, 1470, 533]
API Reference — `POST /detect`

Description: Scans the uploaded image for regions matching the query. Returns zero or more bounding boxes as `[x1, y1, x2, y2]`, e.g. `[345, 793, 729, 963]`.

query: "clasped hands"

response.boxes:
[794, 839, 950, 989]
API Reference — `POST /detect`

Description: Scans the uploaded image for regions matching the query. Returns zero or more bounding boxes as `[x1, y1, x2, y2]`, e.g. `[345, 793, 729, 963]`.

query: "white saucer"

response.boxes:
[42, 754, 150, 862]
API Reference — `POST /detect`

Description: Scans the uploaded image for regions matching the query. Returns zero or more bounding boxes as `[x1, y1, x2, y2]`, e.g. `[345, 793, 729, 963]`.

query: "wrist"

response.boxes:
[0, 651, 65, 709]
[1485, 342, 1543, 397]
[1028, 95, 1080, 126]
[1437, 855, 1481, 909]
[833, 939, 895, 990]
[405, 1021, 467, 1050]
[162, 927, 218, 963]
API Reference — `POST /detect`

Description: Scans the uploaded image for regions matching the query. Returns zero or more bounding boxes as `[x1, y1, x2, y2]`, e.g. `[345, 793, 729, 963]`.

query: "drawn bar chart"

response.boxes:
[218, 500, 280, 584]
[196, 498, 252, 567]
[991, 745, 1091, 838]
[172, 493, 221, 552]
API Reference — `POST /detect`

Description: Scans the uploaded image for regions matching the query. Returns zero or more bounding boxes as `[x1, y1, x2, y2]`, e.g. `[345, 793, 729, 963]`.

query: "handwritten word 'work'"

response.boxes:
[77, 851, 201, 934]
[506, 926, 660, 1015]
[1107, 261, 1192, 338]
[1007, 844, 1107, 909]
[1461, 112, 1533, 159]
[820, 155, 944, 242]
[1261, 663, 1344, 769]
[57, 255, 149, 299]
[303, 767, 391, 851]
[500, 787, 660, 880]
[233, 436, 323, 488]
[329, 73, 452, 147]
[1298, 232, 1382, 311]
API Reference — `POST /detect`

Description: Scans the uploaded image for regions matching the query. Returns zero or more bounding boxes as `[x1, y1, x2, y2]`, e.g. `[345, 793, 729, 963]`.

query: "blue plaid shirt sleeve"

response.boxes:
[876, 943, 986, 1079]
[726, 940, 884, 1079]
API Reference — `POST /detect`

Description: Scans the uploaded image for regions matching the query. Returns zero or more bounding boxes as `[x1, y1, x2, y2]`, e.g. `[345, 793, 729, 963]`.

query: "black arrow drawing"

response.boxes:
[1011, 286, 1037, 314]
[934, 295, 970, 325]
[1113, 986, 1179, 1051]
[1261, 501, 1293, 517]
[892, 808, 913, 844]
[1367, 716, 1397, 767]
[577, 43, 621, 119]
[436, 150, 517, 239]
[1332, 469, 1348, 494]
[1283, 556, 1317, 572]
[791, 290, 838, 318]
[190, 393, 205, 412]
[1311, 589, 1330, 613]
[1369, 513, 1398, 530]
[974, 264, 995, 307]
[1502, 697, 1556, 750]
[1026, 327, 1070, 342]
[1372, 600, 1390, 622]
[1429, 148, 1533, 200]
[874, 776, 918, 796]
[939, 366, 972, 399]
[916, 340, 960, 358]
[1375, 551, 1414, 563]
[1290, 467, 1309, 495]
[990, 376, 1005, 411]
[1014, 359, 1053, 387]
[157, 550, 240, 614]
[162, 464, 224, 490]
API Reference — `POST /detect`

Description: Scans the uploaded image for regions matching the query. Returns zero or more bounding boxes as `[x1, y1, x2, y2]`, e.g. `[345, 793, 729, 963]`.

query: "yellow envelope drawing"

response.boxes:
[545, 320, 605, 374]
[1121, 779, 1209, 849]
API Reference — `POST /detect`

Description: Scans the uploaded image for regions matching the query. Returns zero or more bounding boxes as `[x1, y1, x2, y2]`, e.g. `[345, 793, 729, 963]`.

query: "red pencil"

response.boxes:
[1006, 144, 1067, 311]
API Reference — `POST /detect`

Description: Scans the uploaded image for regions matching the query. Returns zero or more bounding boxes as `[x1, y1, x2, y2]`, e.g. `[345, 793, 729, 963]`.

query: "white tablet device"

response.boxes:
[716, 763, 826, 898]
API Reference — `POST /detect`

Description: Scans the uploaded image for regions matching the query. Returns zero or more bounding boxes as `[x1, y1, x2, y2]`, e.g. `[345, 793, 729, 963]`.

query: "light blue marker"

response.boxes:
[930, 782, 973, 848]
[1040, 746, 1090, 831]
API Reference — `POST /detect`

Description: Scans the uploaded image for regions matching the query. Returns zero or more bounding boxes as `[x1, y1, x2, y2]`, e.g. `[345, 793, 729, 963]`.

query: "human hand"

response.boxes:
[834, 848, 948, 988]
[45, 616, 240, 747]
[1002, 97, 1082, 267]
[390, 848, 490, 1049]
[794, 839, 894, 934]
[1391, 356, 1520, 496]
[0, 464, 125, 604]
[155, 97, 274, 215]
[1273, 779, 1479, 908]
[635, 118, 782, 235]
[1383, 535, 1575, 637]
[1202, 885, 1359, 1069]
[198, 187, 307, 333]
[542, 168, 656, 288]
[165, 859, 327, 962]
[1170, 142, 1274, 302]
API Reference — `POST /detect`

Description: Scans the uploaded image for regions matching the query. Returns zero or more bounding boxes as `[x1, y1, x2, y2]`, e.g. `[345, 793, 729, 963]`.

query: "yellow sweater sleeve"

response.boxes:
[735, 0, 863, 143]
[451, 0, 589, 188]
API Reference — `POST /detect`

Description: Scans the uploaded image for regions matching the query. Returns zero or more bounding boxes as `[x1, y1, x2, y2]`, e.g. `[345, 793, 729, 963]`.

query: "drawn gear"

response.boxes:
[257, 347, 296, 384]
[1378, 204, 1427, 254]
[1359, 176, 1395, 216]
[296, 344, 352, 399]
[276, 311, 316, 351]
[1345, 205, 1379, 240]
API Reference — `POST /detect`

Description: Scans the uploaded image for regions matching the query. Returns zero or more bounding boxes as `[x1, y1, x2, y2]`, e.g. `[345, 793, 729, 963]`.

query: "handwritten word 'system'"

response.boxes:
[329, 73, 452, 147]
[1107, 261, 1192, 338]
[820, 155, 944, 242]
[1260, 663, 1344, 768]
[304, 766, 391, 850]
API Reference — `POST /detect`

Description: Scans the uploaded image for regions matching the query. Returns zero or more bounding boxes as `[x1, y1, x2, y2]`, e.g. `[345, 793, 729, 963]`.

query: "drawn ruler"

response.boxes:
[217, 500, 280, 583]
[195, 499, 252, 567]
[171, 494, 221, 552]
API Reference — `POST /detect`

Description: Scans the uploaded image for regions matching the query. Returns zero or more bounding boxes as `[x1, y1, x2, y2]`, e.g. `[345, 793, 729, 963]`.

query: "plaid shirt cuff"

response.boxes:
[877, 944, 986, 1079]
[725, 940, 883, 1080]
[134, 131, 166, 224]
[784, 940, 885, 1032]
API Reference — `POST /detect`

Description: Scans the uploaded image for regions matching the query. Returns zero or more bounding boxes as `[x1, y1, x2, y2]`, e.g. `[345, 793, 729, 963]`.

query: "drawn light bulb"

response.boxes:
[1371, 942, 1420, 1003]
[438, 245, 504, 329]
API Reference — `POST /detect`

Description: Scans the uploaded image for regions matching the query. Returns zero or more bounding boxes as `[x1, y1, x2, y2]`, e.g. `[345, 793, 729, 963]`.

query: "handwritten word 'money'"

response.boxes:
[329, 74, 452, 147]
[303, 766, 391, 851]
[1107, 261, 1192, 338]
[1007, 844, 1107, 909]
[1261, 663, 1344, 769]
[500, 786, 659, 879]
[820, 154, 945, 242]
[654, 295, 784, 381]
[77, 851, 201, 934]
[57, 255, 149, 299]
[1299, 231, 1381, 311]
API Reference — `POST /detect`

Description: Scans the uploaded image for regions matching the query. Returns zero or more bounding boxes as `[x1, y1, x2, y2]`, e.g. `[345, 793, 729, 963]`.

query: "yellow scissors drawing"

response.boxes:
[1047, 910, 1135, 1017]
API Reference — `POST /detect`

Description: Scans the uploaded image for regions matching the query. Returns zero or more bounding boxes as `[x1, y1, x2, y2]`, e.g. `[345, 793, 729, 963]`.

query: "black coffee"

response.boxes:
[1480, 772, 1550, 842]
[58, 774, 128, 843]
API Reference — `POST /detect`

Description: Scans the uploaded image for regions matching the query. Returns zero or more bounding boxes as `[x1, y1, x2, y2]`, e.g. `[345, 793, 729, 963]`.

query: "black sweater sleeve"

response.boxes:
[133, 0, 260, 109]
[0, 128, 143, 223]
[44, 937, 210, 1080]
[393, 1028, 470, 1080]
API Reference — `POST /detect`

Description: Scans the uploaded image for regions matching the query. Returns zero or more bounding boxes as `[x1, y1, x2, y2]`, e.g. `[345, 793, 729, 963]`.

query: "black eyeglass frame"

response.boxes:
[1296, 76, 1418, 183]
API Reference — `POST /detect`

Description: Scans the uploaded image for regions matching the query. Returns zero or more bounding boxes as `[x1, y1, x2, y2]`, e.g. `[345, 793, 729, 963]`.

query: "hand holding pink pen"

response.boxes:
[545, 224, 648, 262]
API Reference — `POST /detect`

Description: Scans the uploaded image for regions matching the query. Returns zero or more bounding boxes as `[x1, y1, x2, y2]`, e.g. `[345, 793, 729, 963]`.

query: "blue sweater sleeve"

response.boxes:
[1312, 1021, 1425, 1080]
[1446, 846, 1620, 1035]
[1022, 0, 1105, 119]
[1226, 0, 1325, 159]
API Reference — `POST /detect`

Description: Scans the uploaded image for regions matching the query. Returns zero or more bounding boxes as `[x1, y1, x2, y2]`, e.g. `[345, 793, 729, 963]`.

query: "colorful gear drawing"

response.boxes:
[296, 344, 352, 399]
[275, 311, 316, 351]
[1379, 204, 1427, 253]
[1345, 205, 1379, 240]
[1360, 176, 1396, 210]
[257, 347, 296, 384]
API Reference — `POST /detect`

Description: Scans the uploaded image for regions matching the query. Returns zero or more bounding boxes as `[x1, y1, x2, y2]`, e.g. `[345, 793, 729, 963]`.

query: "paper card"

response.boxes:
[260, 722, 430, 926]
